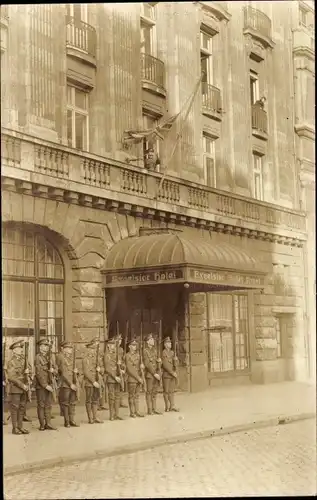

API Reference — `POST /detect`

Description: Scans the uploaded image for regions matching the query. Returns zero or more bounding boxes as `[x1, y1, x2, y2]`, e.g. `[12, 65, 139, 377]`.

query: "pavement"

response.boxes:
[4, 420, 316, 498]
[3, 380, 316, 476]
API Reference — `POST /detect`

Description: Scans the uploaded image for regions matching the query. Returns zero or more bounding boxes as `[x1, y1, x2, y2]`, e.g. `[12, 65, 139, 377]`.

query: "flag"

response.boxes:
[122, 112, 180, 147]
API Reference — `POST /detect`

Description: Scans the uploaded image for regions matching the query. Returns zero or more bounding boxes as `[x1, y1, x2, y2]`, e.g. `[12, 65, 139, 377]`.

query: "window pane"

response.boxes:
[205, 157, 215, 187]
[67, 86, 73, 105]
[141, 25, 152, 54]
[75, 88, 87, 110]
[75, 112, 87, 150]
[67, 109, 73, 148]
[201, 31, 210, 50]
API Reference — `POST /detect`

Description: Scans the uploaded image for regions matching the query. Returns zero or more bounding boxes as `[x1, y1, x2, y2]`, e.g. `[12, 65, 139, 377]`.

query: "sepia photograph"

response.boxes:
[1, 1, 316, 498]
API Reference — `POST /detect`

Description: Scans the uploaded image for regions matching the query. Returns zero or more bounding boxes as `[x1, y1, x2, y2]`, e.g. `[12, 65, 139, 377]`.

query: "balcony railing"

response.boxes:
[1, 129, 307, 239]
[66, 17, 96, 59]
[251, 104, 268, 135]
[140, 53, 165, 89]
[201, 82, 222, 114]
[244, 6, 272, 41]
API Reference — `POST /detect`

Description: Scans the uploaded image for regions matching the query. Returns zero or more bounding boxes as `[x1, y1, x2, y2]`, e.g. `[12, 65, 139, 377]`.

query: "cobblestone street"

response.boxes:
[4, 419, 316, 499]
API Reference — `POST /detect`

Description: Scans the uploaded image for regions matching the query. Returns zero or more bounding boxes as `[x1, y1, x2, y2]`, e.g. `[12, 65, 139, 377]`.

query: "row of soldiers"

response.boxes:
[3, 332, 179, 434]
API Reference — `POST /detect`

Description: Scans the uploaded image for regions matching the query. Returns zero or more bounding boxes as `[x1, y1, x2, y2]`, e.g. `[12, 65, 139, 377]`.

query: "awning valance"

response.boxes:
[102, 230, 267, 290]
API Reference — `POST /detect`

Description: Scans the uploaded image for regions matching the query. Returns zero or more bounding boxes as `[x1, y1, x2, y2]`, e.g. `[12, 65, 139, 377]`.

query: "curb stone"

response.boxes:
[4, 411, 316, 477]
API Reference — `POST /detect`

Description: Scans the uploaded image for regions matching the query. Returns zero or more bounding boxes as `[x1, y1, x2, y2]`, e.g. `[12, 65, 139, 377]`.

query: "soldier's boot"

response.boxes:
[37, 406, 46, 431]
[152, 396, 162, 415]
[63, 406, 70, 428]
[17, 409, 30, 434]
[92, 404, 103, 424]
[114, 398, 123, 420]
[128, 397, 135, 418]
[145, 394, 153, 415]
[109, 401, 115, 421]
[44, 407, 57, 430]
[69, 404, 80, 427]
[163, 393, 170, 412]
[135, 398, 144, 418]
[11, 407, 22, 435]
[86, 403, 94, 424]
[169, 393, 179, 412]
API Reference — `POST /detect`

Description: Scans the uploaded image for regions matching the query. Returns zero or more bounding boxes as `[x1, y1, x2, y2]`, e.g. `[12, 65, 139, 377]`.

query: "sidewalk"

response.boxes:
[3, 381, 316, 476]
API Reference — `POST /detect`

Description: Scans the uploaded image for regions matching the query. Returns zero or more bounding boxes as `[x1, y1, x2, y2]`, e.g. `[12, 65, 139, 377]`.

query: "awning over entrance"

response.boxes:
[102, 230, 267, 290]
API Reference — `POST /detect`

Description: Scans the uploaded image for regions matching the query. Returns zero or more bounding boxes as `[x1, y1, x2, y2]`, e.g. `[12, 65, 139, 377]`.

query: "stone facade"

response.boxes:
[1, 2, 314, 391]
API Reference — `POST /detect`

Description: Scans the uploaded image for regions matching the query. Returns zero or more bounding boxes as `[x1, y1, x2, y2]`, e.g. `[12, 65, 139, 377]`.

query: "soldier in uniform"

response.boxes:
[6, 340, 32, 435]
[104, 338, 123, 421]
[34, 339, 58, 431]
[125, 339, 145, 418]
[143, 333, 162, 415]
[162, 336, 179, 412]
[115, 333, 128, 408]
[58, 342, 80, 428]
[82, 338, 103, 424]
[56, 341, 66, 417]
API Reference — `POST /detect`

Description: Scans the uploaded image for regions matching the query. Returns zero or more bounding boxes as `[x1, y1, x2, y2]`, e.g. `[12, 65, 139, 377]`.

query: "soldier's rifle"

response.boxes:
[157, 320, 163, 389]
[123, 320, 128, 392]
[173, 320, 179, 384]
[116, 321, 125, 391]
[72, 342, 80, 402]
[3, 326, 8, 399]
[48, 341, 58, 403]
[95, 328, 103, 397]
[24, 338, 32, 402]
[139, 320, 146, 389]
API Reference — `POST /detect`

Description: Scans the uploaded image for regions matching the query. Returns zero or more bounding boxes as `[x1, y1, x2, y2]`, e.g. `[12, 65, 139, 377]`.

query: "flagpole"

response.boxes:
[154, 74, 203, 199]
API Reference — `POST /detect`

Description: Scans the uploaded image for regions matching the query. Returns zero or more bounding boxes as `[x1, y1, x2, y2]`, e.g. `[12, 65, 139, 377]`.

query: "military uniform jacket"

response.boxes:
[104, 351, 119, 384]
[162, 349, 177, 379]
[82, 350, 103, 387]
[35, 353, 55, 389]
[143, 347, 158, 380]
[7, 355, 32, 394]
[59, 353, 74, 388]
[125, 352, 142, 384]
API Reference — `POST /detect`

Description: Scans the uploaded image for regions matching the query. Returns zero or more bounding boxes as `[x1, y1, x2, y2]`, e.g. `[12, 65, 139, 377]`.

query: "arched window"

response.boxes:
[2, 225, 65, 365]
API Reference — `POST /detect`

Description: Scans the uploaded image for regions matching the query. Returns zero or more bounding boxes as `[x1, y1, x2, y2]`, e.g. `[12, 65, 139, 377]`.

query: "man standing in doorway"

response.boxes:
[143, 333, 162, 415]
[104, 338, 123, 421]
[34, 339, 58, 431]
[125, 339, 145, 418]
[6, 340, 32, 435]
[58, 342, 80, 428]
[162, 336, 179, 412]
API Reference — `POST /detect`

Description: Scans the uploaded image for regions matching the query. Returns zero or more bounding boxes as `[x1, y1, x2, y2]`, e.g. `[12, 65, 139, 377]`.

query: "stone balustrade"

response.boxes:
[1, 129, 307, 239]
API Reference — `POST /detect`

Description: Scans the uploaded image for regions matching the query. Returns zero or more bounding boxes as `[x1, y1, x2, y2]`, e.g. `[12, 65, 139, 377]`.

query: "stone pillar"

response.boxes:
[188, 292, 208, 392]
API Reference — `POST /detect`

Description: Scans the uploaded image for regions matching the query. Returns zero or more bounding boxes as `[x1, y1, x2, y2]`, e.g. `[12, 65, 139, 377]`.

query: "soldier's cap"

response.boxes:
[107, 338, 116, 345]
[10, 340, 24, 350]
[145, 333, 154, 341]
[60, 341, 67, 348]
[37, 338, 50, 347]
[163, 336, 172, 343]
[128, 338, 138, 346]
[86, 338, 98, 348]
[61, 342, 73, 349]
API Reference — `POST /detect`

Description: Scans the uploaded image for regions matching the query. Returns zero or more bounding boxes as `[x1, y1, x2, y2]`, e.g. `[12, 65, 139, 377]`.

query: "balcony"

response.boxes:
[251, 104, 268, 140]
[140, 53, 166, 96]
[1, 128, 306, 245]
[243, 6, 274, 49]
[66, 17, 97, 66]
[293, 27, 315, 58]
[201, 82, 222, 121]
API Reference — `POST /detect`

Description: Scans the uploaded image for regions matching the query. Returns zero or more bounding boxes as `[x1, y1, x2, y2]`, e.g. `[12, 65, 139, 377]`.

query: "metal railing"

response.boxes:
[66, 17, 96, 58]
[201, 82, 222, 114]
[251, 104, 268, 134]
[140, 53, 165, 89]
[244, 6, 272, 40]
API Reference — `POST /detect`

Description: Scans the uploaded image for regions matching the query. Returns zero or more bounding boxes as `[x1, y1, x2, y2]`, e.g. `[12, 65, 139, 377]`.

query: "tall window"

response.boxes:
[206, 293, 249, 374]
[253, 152, 263, 200]
[2, 226, 65, 363]
[203, 134, 216, 187]
[66, 3, 87, 23]
[250, 71, 259, 105]
[143, 113, 160, 156]
[140, 3, 156, 55]
[67, 85, 89, 151]
[200, 29, 213, 85]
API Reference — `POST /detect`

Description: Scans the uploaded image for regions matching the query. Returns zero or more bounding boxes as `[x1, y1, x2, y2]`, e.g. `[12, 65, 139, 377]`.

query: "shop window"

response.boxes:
[67, 85, 89, 151]
[2, 226, 65, 363]
[206, 293, 249, 374]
